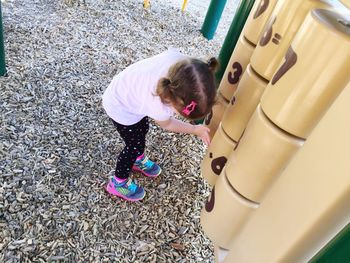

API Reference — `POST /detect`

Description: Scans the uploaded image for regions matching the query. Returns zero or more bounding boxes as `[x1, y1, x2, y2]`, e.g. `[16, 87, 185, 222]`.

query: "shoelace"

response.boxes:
[112, 178, 137, 193]
[140, 157, 153, 169]
[126, 179, 137, 192]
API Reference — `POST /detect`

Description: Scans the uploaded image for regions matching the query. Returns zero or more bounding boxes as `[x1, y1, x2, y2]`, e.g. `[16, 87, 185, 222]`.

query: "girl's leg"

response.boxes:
[113, 117, 149, 179]
[106, 117, 149, 201]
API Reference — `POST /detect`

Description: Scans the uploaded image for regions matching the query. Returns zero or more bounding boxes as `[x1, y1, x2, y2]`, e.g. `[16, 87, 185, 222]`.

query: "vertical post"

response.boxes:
[310, 223, 350, 263]
[0, 3, 6, 76]
[143, 0, 150, 9]
[215, 0, 255, 83]
[181, 0, 188, 12]
[201, 0, 228, 40]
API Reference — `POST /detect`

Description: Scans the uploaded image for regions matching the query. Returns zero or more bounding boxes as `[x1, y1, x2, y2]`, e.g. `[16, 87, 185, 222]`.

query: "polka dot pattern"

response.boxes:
[112, 117, 149, 179]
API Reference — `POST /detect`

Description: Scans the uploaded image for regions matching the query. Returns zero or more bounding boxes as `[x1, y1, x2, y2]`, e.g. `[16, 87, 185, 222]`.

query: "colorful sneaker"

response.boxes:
[132, 155, 161, 178]
[105, 177, 145, 202]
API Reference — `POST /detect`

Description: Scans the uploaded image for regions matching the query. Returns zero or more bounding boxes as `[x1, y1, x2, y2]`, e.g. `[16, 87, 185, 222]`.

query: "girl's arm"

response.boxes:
[155, 117, 211, 146]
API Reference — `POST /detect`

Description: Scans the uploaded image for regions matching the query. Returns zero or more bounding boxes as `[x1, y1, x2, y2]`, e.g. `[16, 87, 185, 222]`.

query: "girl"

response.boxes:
[102, 48, 218, 202]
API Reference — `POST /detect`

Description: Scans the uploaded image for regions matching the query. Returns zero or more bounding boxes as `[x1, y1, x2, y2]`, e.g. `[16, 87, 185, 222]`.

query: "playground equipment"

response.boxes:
[143, 0, 189, 12]
[215, 0, 255, 82]
[200, 0, 350, 261]
[0, 3, 6, 76]
[204, 91, 229, 139]
[226, 80, 350, 262]
[218, 0, 278, 102]
[181, 0, 188, 12]
[202, 0, 278, 185]
[143, 0, 150, 9]
[201, 0, 228, 40]
[202, 0, 337, 186]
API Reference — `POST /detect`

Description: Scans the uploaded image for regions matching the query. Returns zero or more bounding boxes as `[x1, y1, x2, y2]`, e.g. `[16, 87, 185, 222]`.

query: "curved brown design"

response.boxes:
[259, 17, 276, 46]
[227, 62, 243, 85]
[205, 110, 213, 125]
[272, 33, 282, 45]
[253, 0, 269, 19]
[205, 186, 215, 212]
[233, 129, 245, 151]
[271, 46, 297, 85]
[211, 156, 227, 175]
[231, 96, 236, 105]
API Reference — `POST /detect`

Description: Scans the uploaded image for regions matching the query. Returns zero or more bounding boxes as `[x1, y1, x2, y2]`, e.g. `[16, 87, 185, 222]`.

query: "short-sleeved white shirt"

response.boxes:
[102, 49, 187, 125]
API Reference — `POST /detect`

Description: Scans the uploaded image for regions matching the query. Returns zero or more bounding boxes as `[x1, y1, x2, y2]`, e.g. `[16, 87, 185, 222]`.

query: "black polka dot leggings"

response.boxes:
[112, 117, 149, 179]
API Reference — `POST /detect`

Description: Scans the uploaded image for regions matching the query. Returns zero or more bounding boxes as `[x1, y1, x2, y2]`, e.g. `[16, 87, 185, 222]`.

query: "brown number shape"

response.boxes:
[231, 96, 236, 105]
[271, 46, 297, 85]
[234, 129, 245, 151]
[259, 17, 276, 47]
[205, 186, 215, 212]
[211, 156, 227, 175]
[228, 62, 243, 85]
[253, 0, 269, 19]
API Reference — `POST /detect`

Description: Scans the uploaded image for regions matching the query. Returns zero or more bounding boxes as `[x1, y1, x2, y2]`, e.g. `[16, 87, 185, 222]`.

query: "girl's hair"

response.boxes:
[156, 57, 219, 120]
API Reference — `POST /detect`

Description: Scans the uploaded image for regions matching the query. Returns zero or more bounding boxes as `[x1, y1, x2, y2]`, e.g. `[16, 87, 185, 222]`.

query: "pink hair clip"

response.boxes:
[182, 101, 197, 116]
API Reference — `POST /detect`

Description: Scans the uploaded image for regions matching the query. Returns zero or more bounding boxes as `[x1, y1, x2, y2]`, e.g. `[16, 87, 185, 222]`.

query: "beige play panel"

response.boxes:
[200, 169, 258, 249]
[225, 105, 304, 203]
[204, 93, 228, 139]
[218, 35, 255, 101]
[261, 9, 350, 138]
[224, 84, 350, 263]
[221, 65, 268, 142]
[201, 124, 237, 186]
[251, 0, 332, 80]
[244, 0, 279, 45]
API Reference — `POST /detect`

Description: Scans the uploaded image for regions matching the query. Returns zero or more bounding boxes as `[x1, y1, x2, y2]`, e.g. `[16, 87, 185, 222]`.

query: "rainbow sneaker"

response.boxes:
[105, 177, 145, 202]
[132, 154, 161, 178]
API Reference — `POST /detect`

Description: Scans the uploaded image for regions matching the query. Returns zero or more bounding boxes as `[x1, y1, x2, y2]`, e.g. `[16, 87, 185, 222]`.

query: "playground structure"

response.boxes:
[1, 0, 349, 261]
[201, 0, 350, 262]
[143, 0, 188, 12]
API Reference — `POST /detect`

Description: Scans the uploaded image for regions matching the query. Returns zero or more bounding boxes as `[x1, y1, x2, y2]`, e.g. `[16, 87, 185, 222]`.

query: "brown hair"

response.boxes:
[156, 57, 219, 120]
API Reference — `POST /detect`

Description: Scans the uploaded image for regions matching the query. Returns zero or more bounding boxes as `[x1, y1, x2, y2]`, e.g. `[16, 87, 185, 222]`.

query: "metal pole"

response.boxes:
[201, 0, 228, 40]
[215, 0, 255, 82]
[0, 3, 6, 77]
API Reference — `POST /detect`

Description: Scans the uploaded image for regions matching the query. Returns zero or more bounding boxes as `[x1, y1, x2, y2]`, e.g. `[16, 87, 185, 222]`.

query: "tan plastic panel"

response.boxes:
[214, 246, 229, 263]
[218, 35, 255, 101]
[224, 83, 350, 263]
[261, 9, 350, 138]
[340, 0, 350, 9]
[244, 0, 279, 45]
[221, 65, 268, 142]
[200, 169, 258, 249]
[204, 93, 229, 139]
[201, 124, 237, 186]
[250, 0, 331, 80]
[225, 105, 304, 203]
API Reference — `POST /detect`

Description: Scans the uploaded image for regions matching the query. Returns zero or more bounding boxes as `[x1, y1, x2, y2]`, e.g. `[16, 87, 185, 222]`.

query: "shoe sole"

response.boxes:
[132, 165, 161, 178]
[104, 184, 145, 202]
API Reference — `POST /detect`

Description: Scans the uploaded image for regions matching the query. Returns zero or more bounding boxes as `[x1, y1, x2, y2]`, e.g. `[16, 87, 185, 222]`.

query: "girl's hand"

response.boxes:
[193, 125, 211, 146]
[155, 118, 211, 146]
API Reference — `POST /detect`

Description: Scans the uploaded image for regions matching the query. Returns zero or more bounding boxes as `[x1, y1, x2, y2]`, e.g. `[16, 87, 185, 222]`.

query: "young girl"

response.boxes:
[102, 48, 218, 201]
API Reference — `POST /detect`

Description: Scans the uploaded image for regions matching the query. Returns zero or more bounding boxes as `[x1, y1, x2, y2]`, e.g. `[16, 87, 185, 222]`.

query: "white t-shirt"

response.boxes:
[102, 49, 187, 125]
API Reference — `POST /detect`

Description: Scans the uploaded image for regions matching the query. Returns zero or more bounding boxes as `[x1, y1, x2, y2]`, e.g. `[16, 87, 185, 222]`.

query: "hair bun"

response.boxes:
[161, 78, 171, 87]
[207, 57, 219, 72]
